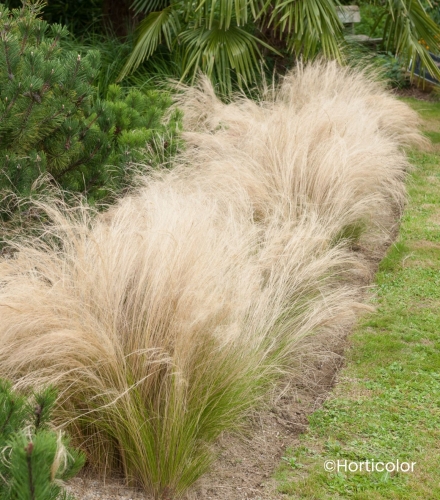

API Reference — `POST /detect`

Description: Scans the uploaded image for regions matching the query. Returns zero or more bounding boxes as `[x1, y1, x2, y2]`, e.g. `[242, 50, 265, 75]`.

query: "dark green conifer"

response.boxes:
[0, 0, 181, 219]
[0, 1, 115, 205]
[0, 379, 84, 500]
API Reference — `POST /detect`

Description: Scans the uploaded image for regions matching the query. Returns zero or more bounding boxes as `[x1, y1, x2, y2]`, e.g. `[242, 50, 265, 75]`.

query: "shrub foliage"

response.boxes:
[0, 379, 84, 500]
[0, 1, 180, 215]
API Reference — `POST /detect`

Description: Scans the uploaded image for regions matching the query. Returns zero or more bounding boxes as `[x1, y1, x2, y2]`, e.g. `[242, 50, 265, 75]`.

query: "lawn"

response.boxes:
[275, 98, 440, 499]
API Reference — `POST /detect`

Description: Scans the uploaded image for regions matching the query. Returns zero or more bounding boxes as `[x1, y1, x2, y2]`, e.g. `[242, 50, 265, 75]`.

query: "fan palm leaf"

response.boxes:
[382, 0, 440, 79]
[179, 22, 277, 93]
[118, 5, 180, 80]
[192, 0, 250, 29]
[268, 0, 343, 60]
[122, 0, 440, 91]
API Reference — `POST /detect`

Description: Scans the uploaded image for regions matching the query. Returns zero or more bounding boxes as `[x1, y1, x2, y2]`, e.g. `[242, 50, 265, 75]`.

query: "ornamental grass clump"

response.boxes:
[0, 61, 424, 498]
[176, 61, 426, 240]
[0, 186, 359, 496]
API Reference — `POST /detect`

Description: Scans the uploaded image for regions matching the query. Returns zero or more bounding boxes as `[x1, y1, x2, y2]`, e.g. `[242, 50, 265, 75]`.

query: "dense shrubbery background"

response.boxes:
[0, 1, 181, 225]
[5, 0, 440, 95]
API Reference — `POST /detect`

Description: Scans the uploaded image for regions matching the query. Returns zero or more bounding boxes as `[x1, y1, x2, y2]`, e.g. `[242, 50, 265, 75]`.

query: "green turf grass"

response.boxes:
[274, 97, 440, 500]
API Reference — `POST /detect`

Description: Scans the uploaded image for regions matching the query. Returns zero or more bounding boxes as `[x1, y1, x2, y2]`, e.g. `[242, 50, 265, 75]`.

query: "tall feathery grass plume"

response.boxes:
[0, 188, 354, 497]
[0, 60, 424, 497]
[175, 61, 426, 241]
[0, 185, 359, 497]
[175, 61, 425, 148]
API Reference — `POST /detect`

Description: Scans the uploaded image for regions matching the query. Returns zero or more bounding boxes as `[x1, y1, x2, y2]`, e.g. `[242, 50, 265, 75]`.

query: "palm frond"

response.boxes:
[269, 0, 343, 60]
[192, 0, 250, 29]
[179, 22, 277, 94]
[118, 6, 180, 81]
[382, 0, 440, 79]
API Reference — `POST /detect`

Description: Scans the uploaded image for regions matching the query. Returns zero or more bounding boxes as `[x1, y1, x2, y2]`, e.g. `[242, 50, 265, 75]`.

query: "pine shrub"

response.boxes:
[0, 1, 180, 218]
[0, 379, 84, 500]
[105, 83, 181, 170]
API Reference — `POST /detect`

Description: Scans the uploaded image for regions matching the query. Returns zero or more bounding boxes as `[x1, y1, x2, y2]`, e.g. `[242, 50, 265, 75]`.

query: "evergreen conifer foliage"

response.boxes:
[0, 379, 84, 500]
[0, 1, 182, 220]
[105, 83, 181, 169]
[0, 1, 116, 205]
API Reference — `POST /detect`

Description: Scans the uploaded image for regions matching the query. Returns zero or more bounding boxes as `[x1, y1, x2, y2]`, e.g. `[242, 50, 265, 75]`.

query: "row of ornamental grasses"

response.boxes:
[0, 61, 425, 498]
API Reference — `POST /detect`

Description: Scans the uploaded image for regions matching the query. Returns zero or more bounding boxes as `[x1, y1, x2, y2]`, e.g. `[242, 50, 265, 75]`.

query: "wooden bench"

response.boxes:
[337, 5, 383, 49]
